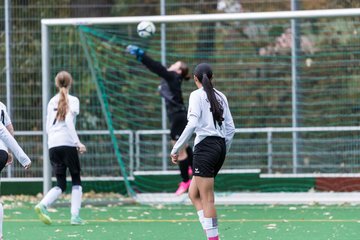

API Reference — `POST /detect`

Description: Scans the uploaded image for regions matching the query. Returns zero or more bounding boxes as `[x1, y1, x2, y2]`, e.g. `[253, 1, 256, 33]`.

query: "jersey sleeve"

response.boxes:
[65, 111, 81, 146]
[0, 124, 31, 167]
[187, 92, 202, 119]
[171, 92, 200, 155]
[223, 98, 235, 152]
[71, 98, 80, 115]
[66, 97, 81, 145]
[141, 54, 176, 82]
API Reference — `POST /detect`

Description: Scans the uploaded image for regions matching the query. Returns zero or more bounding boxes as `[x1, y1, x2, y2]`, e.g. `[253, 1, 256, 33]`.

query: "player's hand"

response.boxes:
[170, 153, 179, 164]
[125, 45, 144, 60]
[126, 45, 140, 55]
[24, 162, 31, 170]
[77, 143, 87, 154]
[6, 152, 13, 166]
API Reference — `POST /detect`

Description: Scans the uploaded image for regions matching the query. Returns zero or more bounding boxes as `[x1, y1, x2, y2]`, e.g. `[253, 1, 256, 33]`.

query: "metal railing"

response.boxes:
[135, 126, 360, 174]
[11, 126, 360, 181]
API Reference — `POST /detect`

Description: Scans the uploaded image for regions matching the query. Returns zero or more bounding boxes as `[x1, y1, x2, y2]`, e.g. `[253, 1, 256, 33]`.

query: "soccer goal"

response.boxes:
[41, 8, 360, 204]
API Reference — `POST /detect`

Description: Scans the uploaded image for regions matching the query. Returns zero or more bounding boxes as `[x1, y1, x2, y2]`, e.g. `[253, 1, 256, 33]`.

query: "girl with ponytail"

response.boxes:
[55, 71, 71, 122]
[35, 71, 86, 226]
[171, 63, 235, 240]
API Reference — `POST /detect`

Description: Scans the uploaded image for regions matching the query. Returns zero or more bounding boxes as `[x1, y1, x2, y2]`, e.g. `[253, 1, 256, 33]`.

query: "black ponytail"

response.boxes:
[194, 63, 224, 127]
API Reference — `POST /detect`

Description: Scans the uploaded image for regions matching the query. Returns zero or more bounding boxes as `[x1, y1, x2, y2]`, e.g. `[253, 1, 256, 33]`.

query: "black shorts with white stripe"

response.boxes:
[193, 136, 226, 178]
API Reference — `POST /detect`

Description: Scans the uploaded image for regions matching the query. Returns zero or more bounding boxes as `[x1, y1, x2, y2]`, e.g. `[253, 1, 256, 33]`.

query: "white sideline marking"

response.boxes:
[133, 169, 260, 176]
[135, 192, 360, 205]
[0, 176, 134, 182]
[261, 173, 360, 178]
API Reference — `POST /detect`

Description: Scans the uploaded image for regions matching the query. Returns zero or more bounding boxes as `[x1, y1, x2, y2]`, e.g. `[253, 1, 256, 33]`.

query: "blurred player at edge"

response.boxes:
[0, 102, 31, 240]
[126, 45, 194, 195]
[35, 71, 86, 225]
[171, 63, 235, 240]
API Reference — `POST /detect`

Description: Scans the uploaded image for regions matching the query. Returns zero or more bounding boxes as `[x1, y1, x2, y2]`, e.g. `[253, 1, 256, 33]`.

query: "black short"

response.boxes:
[169, 111, 187, 141]
[49, 146, 81, 175]
[193, 136, 226, 178]
[0, 150, 8, 172]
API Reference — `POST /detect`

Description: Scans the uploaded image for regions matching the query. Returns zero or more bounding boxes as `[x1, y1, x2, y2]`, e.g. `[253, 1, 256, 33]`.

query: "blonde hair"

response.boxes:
[55, 71, 73, 121]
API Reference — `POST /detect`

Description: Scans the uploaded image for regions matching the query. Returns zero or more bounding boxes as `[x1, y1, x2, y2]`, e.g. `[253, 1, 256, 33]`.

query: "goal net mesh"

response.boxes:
[46, 13, 360, 201]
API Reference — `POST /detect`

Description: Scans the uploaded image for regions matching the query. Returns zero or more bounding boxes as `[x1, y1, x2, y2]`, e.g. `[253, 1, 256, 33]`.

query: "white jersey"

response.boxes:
[46, 93, 81, 149]
[171, 87, 235, 155]
[0, 102, 12, 151]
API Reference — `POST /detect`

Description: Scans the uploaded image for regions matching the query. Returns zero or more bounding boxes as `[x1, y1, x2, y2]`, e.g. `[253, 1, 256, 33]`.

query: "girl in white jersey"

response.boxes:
[35, 71, 86, 225]
[0, 104, 31, 240]
[171, 63, 235, 240]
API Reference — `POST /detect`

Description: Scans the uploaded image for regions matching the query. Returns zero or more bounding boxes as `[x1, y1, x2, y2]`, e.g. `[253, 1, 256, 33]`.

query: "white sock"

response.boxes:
[40, 187, 62, 207]
[0, 203, 3, 239]
[204, 217, 219, 238]
[197, 210, 205, 229]
[71, 185, 82, 216]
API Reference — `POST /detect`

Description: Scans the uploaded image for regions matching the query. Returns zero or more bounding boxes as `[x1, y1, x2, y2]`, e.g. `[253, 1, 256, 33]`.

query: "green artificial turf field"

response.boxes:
[2, 200, 360, 240]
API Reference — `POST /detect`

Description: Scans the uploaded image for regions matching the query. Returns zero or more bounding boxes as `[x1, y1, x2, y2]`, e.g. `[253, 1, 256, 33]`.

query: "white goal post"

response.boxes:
[41, 8, 360, 195]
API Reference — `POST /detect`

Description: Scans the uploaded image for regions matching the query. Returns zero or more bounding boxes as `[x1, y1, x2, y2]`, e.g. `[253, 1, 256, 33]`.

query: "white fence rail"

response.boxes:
[12, 125, 360, 183]
[135, 126, 360, 174]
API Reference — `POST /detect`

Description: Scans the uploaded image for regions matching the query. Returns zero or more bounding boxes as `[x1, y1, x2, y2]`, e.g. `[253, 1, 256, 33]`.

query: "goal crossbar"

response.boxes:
[41, 8, 360, 26]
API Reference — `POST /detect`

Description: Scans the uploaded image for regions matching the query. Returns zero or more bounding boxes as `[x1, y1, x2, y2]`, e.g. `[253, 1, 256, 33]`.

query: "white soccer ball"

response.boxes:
[137, 21, 156, 38]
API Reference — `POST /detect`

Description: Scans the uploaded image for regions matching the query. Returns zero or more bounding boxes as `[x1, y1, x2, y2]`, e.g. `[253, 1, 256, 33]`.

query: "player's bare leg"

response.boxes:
[188, 178, 205, 231]
[196, 176, 219, 240]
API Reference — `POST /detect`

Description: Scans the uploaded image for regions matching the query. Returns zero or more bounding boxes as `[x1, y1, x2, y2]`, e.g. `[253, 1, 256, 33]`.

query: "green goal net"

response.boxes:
[43, 9, 360, 202]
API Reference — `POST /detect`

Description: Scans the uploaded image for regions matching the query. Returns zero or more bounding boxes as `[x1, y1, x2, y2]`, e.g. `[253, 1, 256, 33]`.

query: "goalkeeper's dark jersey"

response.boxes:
[141, 54, 186, 117]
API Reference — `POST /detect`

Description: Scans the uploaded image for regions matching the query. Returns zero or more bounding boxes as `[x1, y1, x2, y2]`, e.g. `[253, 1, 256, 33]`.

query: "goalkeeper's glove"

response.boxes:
[126, 45, 144, 61]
